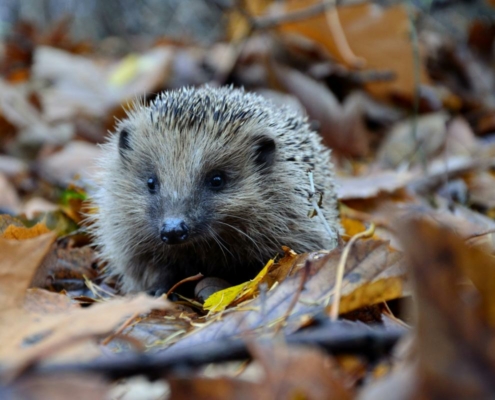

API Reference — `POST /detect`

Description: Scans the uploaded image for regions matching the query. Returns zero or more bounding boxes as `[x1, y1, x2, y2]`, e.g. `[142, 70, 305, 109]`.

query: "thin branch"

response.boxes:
[323, 0, 365, 68]
[166, 273, 203, 297]
[274, 259, 310, 334]
[20, 322, 404, 380]
[328, 223, 375, 320]
[253, 1, 330, 30]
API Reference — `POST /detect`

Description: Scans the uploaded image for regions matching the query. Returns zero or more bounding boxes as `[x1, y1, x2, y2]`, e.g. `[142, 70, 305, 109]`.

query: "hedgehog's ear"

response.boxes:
[253, 136, 276, 171]
[118, 128, 132, 159]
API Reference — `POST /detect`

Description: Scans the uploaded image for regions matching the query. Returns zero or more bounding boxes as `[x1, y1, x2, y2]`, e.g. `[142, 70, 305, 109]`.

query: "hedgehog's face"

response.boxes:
[116, 122, 277, 250]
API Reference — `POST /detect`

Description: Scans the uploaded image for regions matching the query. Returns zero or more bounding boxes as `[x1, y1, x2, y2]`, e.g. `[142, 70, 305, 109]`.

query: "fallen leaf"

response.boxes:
[0, 173, 20, 214]
[268, 62, 370, 156]
[23, 288, 80, 314]
[31, 245, 97, 291]
[279, 2, 430, 101]
[337, 171, 416, 200]
[400, 218, 495, 398]
[5, 373, 109, 400]
[204, 259, 275, 313]
[0, 233, 56, 310]
[37, 140, 102, 186]
[445, 116, 478, 157]
[2, 222, 52, 240]
[168, 240, 407, 351]
[252, 343, 353, 399]
[466, 171, 495, 209]
[0, 294, 171, 370]
[169, 344, 352, 400]
[377, 112, 449, 168]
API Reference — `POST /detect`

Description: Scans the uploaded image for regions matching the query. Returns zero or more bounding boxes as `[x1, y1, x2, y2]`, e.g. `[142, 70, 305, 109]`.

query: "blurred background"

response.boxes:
[0, 0, 227, 46]
[2, 3, 495, 398]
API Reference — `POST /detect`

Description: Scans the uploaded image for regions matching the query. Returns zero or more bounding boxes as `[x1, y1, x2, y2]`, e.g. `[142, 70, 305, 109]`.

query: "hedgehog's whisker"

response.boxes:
[207, 226, 233, 263]
[215, 221, 265, 262]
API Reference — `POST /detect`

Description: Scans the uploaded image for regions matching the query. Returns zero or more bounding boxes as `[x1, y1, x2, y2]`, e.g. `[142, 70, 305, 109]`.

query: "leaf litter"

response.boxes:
[2, 0, 495, 398]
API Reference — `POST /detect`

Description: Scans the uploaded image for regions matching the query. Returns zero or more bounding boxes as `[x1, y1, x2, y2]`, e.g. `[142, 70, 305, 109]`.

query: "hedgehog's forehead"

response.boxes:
[127, 108, 262, 170]
[145, 99, 264, 138]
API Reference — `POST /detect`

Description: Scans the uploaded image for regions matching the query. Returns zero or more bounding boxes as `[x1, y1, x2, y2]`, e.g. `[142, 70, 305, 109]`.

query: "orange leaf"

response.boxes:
[279, 2, 430, 101]
[2, 222, 52, 240]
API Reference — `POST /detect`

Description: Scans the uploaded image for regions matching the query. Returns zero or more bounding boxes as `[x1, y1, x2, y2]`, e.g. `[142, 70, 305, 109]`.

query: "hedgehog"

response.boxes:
[90, 86, 340, 294]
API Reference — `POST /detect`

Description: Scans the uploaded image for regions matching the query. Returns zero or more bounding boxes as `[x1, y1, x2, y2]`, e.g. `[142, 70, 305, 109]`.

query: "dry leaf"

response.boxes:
[169, 240, 407, 351]
[268, 62, 370, 156]
[0, 173, 20, 214]
[337, 171, 416, 200]
[279, 2, 430, 101]
[0, 233, 56, 310]
[169, 344, 352, 400]
[0, 294, 171, 369]
[37, 140, 102, 186]
[2, 222, 52, 240]
[5, 374, 109, 400]
[251, 343, 353, 399]
[377, 112, 449, 168]
[400, 218, 495, 398]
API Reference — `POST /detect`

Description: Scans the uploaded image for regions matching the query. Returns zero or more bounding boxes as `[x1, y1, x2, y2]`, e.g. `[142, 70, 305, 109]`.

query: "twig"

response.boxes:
[20, 322, 404, 380]
[274, 259, 310, 334]
[406, 1, 426, 172]
[328, 223, 375, 320]
[101, 312, 140, 346]
[166, 273, 203, 297]
[323, 0, 365, 68]
[253, 2, 330, 29]
[465, 229, 495, 243]
[250, 0, 365, 68]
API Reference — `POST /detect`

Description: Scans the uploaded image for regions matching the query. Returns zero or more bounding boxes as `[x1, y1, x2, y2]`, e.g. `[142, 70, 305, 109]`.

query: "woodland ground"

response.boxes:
[1, 0, 495, 399]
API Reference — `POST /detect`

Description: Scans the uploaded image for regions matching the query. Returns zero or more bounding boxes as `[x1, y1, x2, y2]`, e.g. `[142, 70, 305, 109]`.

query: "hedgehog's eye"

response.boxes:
[147, 176, 158, 193]
[207, 171, 226, 191]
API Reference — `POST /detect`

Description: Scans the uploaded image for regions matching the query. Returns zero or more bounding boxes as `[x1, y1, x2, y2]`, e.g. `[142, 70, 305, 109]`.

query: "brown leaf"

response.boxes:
[0, 233, 56, 310]
[37, 141, 102, 186]
[31, 245, 97, 291]
[336, 171, 416, 200]
[445, 117, 478, 157]
[167, 240, 407, 351]
[169, 344, 352, 400]
[279, 2, 430, 102]
[0, 294, 171, 370]
[466, 171, 495, 209]
[268, 62, 370, 156]
[251, 343, 353, 399]
[0, 173, 20, 214]
[23, 288, 80, 314]
[170, 376, 263, 400]
[399, 218, 495, 398]
[5, 374, 109, 400]
[377, 112, 449, 169]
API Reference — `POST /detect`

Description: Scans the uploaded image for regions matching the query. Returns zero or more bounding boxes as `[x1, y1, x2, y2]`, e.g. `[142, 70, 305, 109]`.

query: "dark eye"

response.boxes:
[208, 172, 226, 191]
[147, 177, 158, 193]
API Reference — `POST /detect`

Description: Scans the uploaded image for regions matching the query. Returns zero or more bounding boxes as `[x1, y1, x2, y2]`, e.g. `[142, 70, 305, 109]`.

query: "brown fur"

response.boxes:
[89, 86, 340, 293]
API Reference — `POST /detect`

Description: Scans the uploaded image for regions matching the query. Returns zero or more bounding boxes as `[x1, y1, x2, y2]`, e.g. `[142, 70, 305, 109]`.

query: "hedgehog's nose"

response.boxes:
[160, 218, 189, 244]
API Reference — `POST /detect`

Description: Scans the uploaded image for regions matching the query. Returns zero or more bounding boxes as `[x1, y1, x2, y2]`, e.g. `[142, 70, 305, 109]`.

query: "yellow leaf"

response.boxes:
[204, 259, 274, 313]
[341, 216, 367, 239]
[108, 54, 139, 86]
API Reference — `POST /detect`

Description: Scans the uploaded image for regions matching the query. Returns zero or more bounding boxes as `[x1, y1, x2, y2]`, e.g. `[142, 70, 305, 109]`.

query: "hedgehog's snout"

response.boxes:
[160, 218, 189, 245]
